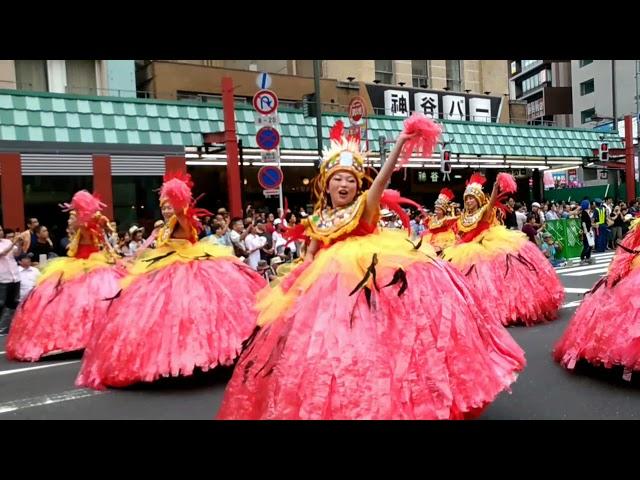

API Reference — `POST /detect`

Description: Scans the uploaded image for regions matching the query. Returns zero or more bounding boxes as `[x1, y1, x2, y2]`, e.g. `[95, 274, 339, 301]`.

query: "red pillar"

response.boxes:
[625, 115, 636, 202]
[221, 76, 243, 219]
[165, 155, 186, 175]
[0, 152, 25, 230]
[92, 154, 114, 220]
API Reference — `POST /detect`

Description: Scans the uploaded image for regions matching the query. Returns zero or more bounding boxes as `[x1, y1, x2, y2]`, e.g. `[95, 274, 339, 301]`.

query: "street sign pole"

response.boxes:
[254, 73, 284, 212]
[277, 146, 283, 213]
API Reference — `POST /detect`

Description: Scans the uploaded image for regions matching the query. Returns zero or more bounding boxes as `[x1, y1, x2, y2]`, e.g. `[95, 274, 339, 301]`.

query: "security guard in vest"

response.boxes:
[593, 199, 609, 253]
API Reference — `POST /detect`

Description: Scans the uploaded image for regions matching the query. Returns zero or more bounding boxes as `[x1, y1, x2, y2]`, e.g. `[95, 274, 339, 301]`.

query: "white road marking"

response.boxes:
[564, 287, 590, 294]
[564, 267, 610, 277]
[556, 259, 613, 273]
[561, 300, 583, 309]
[0, 389, 104, 415]
[0, 360, 80, 376]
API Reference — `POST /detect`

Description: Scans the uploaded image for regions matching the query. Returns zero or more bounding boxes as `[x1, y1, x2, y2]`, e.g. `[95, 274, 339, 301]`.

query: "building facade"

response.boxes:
[508, 60, 573, 127]
[137, 60, 513, 123]
[0, 87, 624, 233]
[571, 60, 639, 128]
[0, 60, 137, 98]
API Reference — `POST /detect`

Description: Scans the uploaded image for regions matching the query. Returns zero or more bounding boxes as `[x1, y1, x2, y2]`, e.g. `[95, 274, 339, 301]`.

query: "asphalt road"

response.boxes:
[2, 250, 637, 420]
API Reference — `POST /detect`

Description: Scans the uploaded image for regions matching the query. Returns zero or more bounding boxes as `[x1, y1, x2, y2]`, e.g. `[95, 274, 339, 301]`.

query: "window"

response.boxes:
[113, 176, 162, 230]
[375, 60, 393, 84]
[446, 60, 462, 91]
[579, 60, 593, 67]
[411, 60, 430, 88]
[65, 60, 97, 95]
[510, 61, 517, 75]
[520, 69, 552, 94]
[580, 78, 595, 96]
[526, 98, 545, 119]
[521, 60, 540, 70]
[581, 107, 596, 124]
[14, 60, 48, 92]
[23, 175, 94, 246]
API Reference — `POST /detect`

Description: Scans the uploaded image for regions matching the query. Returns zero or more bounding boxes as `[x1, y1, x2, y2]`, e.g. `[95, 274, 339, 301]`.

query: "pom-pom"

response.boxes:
[398, 113, 442, 169]
[496, 172, 517, 194]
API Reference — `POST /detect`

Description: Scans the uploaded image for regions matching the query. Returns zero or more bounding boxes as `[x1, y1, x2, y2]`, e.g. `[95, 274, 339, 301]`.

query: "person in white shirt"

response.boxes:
[271, 219, 287, 255]
[244, 222, 268, 270]
[531, 202, 545, 227]
[17, 253, 40, 303]
[0, 227, 22, 334]
[515, 202, 527, 230]
[128, 226, 144, 256]
[604, 198, 613, 216]
[545, 204, 559, 221]
[228, 217, 250, 259]
[108, 222, 119, 249]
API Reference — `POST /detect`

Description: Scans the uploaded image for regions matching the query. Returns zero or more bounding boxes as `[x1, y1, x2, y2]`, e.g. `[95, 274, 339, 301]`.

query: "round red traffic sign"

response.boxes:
[258, 166, 283, 190]
[348, 96, 367, 124]
[253, 89, 279, 115]
[256, 127, 280, 151]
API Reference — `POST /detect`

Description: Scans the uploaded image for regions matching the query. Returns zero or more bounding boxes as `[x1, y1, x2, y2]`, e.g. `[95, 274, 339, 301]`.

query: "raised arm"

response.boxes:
[482, 182, 500, 222]
[175, 208, 197, 240]
[363, 133, 413, 224]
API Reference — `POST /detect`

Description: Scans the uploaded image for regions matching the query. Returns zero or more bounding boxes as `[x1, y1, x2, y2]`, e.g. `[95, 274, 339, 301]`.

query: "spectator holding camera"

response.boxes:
[541, 232, 566, 267]
[0, 227, 22, 334]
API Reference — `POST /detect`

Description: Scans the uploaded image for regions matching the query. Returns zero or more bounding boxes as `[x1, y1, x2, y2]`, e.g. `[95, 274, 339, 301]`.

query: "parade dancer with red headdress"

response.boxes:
[442, 173, 564, 326]
[422, 187, 458, 253]
[6, 191, 124, 361]
[76, 172, 266, 389]
[554, 218, 640, 378]
[216, 114, 525, 420]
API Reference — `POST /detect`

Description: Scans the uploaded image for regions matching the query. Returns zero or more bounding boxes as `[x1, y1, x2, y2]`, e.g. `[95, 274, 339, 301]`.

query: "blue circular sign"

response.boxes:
[256, 127, 280, 151]
[258, 166, 283, 190]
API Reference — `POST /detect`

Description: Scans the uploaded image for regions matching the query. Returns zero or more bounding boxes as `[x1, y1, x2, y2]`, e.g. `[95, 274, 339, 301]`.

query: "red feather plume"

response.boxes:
[330, 120, 345, 142]
[381, 189, 422, 234]
[66, 190, 106, 224]
[467, 173, 486, 187]
[160, 173, 194, 212]
[440, 187, 455, 201]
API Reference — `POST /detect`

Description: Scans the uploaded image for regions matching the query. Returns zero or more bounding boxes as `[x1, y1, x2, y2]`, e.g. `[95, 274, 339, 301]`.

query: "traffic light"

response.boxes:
[440, 149, 452, 174]
[599, 141, 609, 162]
